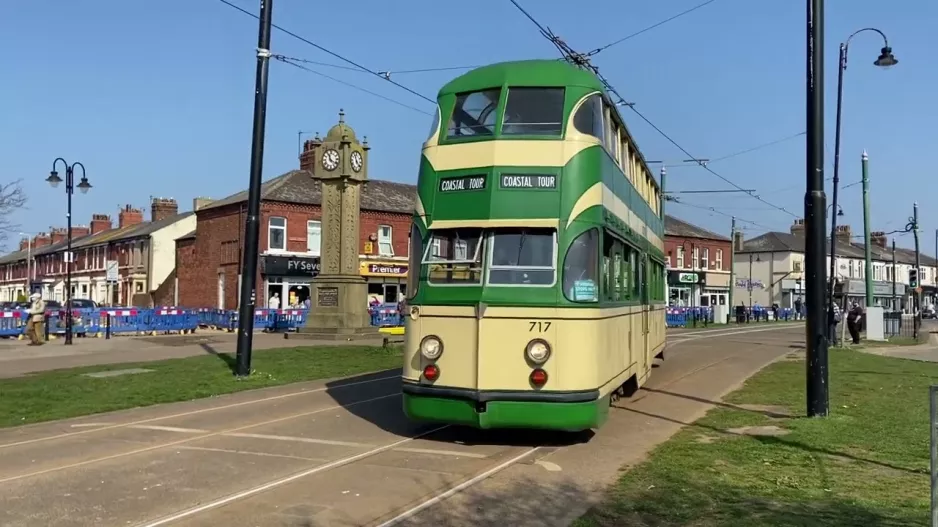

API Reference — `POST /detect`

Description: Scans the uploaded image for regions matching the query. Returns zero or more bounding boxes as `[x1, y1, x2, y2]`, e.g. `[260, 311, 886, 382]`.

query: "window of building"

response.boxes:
[447, 88, 501, 138]
[715, 249, 723, 271]
[700, 248, 709, 270]
[692, 247, 699, 270]
[562, 228, 599, 302]
[676, 246, 684, 269]
[487, 228, 556, 286]
[307, 220, 321, 256]
[423, 228, 484, 285]
[793, 260, 803, 272]
[572, 94, 604, 142]
[666, 255, 672, 269]
[378, 225, 393, 256]
[501, 88, 565, 136]
[268, 217, 286, 251]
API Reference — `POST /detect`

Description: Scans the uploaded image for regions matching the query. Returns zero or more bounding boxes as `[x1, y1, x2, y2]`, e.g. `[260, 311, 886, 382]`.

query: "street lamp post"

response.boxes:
[828, 28, 897, 328]
[46, 159, 92, 346]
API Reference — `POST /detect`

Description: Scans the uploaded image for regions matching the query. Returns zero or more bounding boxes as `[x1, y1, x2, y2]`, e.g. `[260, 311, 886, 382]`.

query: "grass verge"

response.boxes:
[0, 345, 402, 428]
[574, 348, 933, 526]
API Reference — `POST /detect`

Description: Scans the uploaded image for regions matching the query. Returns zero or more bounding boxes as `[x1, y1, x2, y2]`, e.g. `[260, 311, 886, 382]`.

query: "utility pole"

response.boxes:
[234, 0, 274, 378]
[729, 216, 736, 323]
[861, 151, 873, 307]
[891, 239, 897, 311]
[914, 202, 921, 337]
[805, 0, 829, 417]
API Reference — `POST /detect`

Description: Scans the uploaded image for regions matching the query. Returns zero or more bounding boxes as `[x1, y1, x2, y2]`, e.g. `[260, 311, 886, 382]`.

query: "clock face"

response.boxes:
[350, 151, 363, 172]
[322, 149, 340, 171]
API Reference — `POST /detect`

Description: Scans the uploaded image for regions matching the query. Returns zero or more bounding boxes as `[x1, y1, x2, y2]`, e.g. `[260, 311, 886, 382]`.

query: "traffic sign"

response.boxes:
[106, 260, 119, 282]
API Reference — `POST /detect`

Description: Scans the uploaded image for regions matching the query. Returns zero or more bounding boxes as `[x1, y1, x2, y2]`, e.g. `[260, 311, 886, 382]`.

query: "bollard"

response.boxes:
[105, 313, 111, 340]
[44, 314, 50, 342]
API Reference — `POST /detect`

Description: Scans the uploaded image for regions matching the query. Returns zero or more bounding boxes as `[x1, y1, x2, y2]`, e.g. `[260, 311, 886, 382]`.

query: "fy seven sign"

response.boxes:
[500, 174, 557, 190]
[439, 175, 486, 193]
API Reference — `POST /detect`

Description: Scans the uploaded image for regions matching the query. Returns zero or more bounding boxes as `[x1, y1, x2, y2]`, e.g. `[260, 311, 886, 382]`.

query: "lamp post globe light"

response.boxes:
[47, 158, 92, 345]
[828, 28, 897, 338]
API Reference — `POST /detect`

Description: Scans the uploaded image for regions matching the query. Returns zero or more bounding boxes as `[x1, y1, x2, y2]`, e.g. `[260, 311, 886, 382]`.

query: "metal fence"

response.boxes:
[883, 311, 917, 339]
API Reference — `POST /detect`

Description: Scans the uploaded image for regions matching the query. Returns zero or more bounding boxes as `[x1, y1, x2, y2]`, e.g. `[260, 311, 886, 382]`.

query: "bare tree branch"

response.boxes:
[0, 179, 28, 250]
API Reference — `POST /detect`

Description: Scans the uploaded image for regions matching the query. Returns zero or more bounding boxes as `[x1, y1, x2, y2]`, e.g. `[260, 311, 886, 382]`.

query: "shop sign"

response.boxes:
[262, 255, 321, 277]
[361, 261, 408, 277]
[668, 271, 700, 285]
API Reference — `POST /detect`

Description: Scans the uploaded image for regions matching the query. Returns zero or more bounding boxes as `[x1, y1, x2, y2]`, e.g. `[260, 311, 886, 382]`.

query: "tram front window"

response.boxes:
[424, 228, 484, 285]
[487, 228, 556, 286]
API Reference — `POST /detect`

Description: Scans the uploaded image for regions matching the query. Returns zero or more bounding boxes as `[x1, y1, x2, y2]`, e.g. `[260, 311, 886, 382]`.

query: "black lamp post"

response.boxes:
[828, 28, 897, 340]
[46, 158, 92, 345]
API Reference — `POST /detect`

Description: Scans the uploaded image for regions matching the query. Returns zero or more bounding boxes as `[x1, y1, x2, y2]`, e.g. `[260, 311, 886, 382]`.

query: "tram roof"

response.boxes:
[438, 60, 605, 97]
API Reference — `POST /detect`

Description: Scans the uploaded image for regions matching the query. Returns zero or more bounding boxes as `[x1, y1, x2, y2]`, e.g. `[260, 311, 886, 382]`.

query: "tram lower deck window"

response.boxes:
[423, 228, 485, 285]
[487, 228, 556, 286]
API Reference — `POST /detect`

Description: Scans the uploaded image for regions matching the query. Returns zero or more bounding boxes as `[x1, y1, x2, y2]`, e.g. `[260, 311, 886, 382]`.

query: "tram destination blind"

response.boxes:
[499, 174, 557, 190]
[439, 175, 486, 193]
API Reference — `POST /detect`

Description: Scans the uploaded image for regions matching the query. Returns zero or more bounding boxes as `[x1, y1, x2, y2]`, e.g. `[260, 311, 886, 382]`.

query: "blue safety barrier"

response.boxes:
[369, 303, 402, 327]
[0, 307, 202, 338]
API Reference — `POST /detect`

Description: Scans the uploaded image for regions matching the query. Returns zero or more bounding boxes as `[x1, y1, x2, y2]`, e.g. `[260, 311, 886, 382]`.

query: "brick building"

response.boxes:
[664, 215, 732, 308]
[175, 161, 415, 310]
[0, 198, 196, 306]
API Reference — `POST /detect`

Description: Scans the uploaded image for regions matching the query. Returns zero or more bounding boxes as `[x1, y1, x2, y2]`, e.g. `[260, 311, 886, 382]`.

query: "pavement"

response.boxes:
[0, 323, 806, 527]
[0, 331, 390, 379]
[855, 323, 938, 363]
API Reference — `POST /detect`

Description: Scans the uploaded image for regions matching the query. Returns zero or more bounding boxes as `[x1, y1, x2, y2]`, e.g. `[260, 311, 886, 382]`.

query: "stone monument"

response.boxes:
[300, 109, 379, 340]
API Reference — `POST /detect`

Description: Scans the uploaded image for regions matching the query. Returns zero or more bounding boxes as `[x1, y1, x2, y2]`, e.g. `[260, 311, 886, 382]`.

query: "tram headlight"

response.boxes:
[420, 335, 444, 360]
[525, 339, 551, 364]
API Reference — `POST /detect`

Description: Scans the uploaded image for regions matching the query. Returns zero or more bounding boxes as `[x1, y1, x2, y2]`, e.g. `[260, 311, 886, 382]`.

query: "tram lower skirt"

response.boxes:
[402, 393, 609, 431]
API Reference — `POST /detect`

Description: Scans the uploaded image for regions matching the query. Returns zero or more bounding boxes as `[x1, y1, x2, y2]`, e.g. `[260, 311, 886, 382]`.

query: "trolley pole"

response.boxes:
[805, 0, 829, 418]
[728, 216, 736, 323]
[234, 0, 274, 378]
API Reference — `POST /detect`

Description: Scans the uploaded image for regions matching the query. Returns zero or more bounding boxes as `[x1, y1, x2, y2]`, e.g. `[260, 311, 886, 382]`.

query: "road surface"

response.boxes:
[0, 323, 804, 526]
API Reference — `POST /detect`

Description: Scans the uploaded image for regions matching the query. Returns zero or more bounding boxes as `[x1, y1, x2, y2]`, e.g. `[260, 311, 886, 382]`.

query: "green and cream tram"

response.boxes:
[401, 60, 667, 431]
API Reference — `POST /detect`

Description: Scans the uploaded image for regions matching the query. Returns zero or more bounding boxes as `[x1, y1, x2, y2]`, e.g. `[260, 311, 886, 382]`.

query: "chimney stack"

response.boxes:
[790, 219, 805, 236]
[19, 237, 29, 251]
[32, 233, 51, 248]
[870, 231, 888, 249]
[50, 227, 67, 245]
[150, 197, 179, 222]
[118, 205, 144, 229]
[192, 197, 214, 211]
[834, 225, 852, 246]
[733, 230, 744, 252]
[299, 134, 323, 173]
[90, 214, 112, 234]
[71, 225, 90, 239]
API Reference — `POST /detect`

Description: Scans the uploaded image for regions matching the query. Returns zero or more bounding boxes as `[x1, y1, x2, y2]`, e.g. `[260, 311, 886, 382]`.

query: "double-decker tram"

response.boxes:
[401, 60, 667, 431]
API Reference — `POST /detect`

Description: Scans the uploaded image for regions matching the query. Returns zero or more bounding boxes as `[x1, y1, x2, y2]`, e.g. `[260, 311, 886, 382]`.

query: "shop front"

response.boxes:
[360, 259, 408, 305]
[780, 278, 805, 309]
[836, 279, 906, 310]
[667, 270, 701, 307]
[260, 255, 321, 308]
[701, 272, 730, 308]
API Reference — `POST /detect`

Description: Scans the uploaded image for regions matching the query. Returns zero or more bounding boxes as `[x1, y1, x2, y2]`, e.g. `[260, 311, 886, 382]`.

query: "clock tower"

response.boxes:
[300, 109, 378, 339]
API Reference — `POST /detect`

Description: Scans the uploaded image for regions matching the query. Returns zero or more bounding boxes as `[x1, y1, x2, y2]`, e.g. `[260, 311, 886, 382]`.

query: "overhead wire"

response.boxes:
[669, 198, 782, 232]
[275, 57, 433, 116]
[216, 0, 436, 104]
[586, 0, 722, 56]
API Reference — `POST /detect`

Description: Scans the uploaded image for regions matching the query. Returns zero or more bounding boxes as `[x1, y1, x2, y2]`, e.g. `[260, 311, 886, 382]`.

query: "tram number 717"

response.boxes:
[529, 321, 552, 333]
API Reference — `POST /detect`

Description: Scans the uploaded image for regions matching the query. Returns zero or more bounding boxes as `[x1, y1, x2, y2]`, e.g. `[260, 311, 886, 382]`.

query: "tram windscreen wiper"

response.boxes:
[516, 230, 526, 265]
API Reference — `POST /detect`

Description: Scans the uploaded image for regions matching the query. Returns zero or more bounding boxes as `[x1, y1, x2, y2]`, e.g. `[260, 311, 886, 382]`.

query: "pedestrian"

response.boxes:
[268, 292, 280, 309]
[794, 298, 803, 320]
[25, 293, 46, 346]
[846, 302, 863, 345]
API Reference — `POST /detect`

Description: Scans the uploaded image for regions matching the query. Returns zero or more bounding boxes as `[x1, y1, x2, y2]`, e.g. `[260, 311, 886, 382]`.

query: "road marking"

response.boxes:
[139, 425, 450, 527]
[0, 373, 401, 450]
[376, 447, 540, 527]
[69, 422, 116, 428]
[224, 432, 373, 449]
[0, 393, 400, 485]
[175, 445, 326, 462]
[130, 425, 209, 434]
[668, 324, 801, 344]
[394, 447, 488, 459]
[534, 459, 562, 472]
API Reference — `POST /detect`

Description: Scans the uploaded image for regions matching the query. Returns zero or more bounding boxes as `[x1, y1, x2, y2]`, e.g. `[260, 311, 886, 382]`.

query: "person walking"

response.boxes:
[846, 302, 864, 345]
[25, 293, 46, 346]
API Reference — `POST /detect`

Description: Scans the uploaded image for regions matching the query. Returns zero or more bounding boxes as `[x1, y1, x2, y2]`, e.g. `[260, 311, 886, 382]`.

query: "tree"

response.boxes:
[0, 179, 27, 250]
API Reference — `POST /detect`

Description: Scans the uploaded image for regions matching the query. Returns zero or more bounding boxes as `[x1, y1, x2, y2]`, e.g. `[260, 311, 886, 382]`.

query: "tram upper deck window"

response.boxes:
[423, 228, 484, 285]
[447, 89, 501, 138]
[501, 88, 565, 136]
[572, 94, 604, 142]
[487, 228, 556, 286]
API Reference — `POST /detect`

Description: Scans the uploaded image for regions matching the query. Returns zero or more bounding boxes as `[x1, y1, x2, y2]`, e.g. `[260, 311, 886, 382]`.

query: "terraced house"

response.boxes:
[0, 197, 196, 306]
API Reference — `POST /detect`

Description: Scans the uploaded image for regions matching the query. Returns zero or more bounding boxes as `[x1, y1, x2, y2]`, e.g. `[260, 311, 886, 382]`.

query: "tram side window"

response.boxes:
[572, 94, 604, 142]
[502, 87, 565, 136]
[406, 223, 423, 299]
[488, 228, 556, 286]
[447, 89, 501, 138]
[562, 228, 599, 302]
[602, 231, 639, 302]
[423, 228, 484, 285]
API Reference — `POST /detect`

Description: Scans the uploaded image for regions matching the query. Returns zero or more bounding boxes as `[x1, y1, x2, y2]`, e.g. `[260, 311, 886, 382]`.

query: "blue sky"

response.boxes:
[2, 0, 935, 255]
